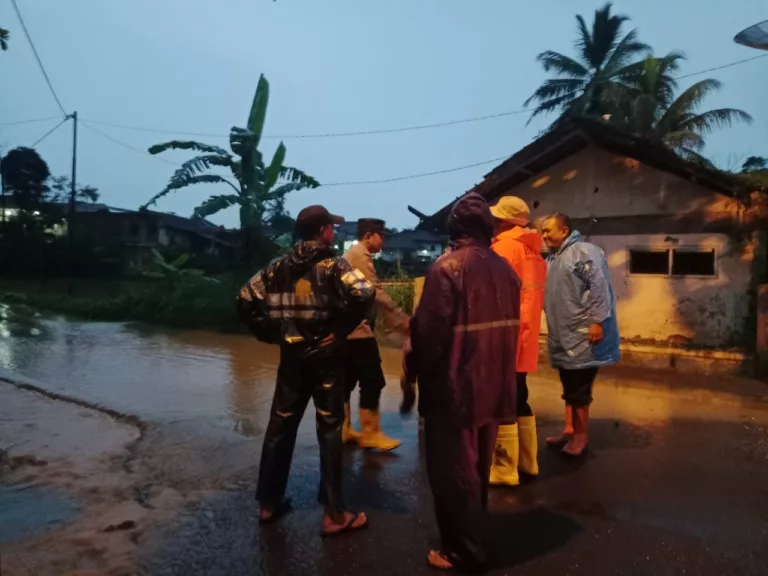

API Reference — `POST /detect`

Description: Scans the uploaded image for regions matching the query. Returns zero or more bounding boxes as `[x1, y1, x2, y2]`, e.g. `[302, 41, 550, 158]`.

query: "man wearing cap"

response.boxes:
[488, 196, 547, 486]
[342, 218, 410, 451]
[237, 205, 374, 537]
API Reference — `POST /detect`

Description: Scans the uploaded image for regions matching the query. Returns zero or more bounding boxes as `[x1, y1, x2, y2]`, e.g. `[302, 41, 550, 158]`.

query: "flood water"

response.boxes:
[0, 303, 405, 435]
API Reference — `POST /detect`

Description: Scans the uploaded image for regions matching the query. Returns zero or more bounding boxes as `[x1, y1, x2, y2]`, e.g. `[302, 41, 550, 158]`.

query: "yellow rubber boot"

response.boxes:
[342, 403, 362, 444]
[489, 424, 520, 487]
[517, 416, 539, 476]
[359, 408, 401, 451]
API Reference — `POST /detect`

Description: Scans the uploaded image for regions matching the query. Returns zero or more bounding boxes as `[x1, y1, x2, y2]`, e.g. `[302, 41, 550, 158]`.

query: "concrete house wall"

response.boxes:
[496, 145, 753, 348]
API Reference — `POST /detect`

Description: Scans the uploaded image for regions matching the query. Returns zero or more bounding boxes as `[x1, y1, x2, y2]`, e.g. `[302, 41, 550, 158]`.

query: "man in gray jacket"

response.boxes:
[343, 218, 410, 450]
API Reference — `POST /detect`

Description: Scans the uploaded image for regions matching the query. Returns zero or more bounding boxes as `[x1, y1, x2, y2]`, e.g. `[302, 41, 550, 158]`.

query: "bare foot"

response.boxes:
[427, 550, 454, 571]
[321, 511, 368, 537]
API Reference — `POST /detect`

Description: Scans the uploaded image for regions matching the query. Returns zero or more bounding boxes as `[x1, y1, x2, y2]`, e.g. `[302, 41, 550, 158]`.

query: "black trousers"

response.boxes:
[424, 419, 497, 573]
[344, 337, 387, 411]
[517, 372, 533, 417]
[256, 344, 345, 518]
[559, 367, 599, 407]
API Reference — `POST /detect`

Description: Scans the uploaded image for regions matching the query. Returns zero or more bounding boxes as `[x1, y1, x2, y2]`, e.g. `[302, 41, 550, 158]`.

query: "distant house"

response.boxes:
[379, 230, 445, 263]
[419, 118, 768, 350]
[334, 221, 445, 263]
[72, 205, 236, 267]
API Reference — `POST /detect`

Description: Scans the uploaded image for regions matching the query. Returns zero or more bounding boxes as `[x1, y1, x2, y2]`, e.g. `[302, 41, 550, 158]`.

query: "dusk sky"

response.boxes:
[2, 0, 766, 230]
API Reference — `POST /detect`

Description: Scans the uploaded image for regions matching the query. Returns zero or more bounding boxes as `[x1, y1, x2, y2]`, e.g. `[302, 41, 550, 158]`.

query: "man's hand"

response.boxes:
[587, 323, 604, 344]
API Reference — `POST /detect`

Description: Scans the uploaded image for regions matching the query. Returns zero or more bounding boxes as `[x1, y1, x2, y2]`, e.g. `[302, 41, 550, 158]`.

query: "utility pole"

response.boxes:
[67, 111, 78, 294]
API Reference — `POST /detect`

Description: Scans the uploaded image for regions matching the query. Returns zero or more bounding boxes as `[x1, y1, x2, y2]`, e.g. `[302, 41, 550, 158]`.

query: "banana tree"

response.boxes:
[141, 249, 215, 288]
[142, 74, 319, 264]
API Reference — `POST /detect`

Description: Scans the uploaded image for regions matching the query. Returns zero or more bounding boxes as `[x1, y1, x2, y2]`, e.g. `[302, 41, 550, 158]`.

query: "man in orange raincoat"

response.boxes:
[489, 196, 547, 486]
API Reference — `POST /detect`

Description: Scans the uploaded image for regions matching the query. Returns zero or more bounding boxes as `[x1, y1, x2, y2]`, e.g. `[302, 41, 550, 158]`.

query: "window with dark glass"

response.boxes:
[671, 249, 715, 277]
[629, 249, 669, 275]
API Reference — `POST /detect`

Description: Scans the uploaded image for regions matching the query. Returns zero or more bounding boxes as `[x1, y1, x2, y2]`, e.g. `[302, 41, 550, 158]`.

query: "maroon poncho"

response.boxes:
[406, 193, 521, 428]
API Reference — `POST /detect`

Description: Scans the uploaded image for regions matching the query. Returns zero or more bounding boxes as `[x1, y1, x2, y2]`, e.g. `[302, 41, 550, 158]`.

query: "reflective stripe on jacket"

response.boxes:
[237, 240, 374, 349]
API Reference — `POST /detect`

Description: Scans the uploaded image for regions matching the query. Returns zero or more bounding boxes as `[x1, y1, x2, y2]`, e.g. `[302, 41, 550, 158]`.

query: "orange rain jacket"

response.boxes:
[492, 227, 547, 373]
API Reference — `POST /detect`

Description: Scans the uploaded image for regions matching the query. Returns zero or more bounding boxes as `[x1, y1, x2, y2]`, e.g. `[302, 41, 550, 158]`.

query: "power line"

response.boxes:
[10, 0, 67, 116]
[8, 52, 768, 142]
[0, 115, 64, 127]
[82, 108, 530, 140]
[31, 117, 68, 147]
[81, 116, 509, 186]
[81, 53, 768, 141]
[322, 154, 511, 187]
[675, 53, 768, 80]
[80, 121, 181, 167]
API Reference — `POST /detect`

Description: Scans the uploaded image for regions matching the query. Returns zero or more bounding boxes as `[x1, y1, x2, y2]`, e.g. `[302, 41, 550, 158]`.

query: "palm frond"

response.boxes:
[265, 142, 286, 190]
[601, 29, 650, 76]
[579, 3, 631, 69]
[148, 140, 230, 157]
[676, 147, 716, 168]
[656, 79, 722, 132]
[535, 51, 588, 78]
[142, 174, 240, 209]
[575, 14, 595, 69]
[246, 74, 270, 147]
[279, 166, 320, 188]
[193, 194, 242, 218]
[525, 93, 580, 124]
[0, 28, 9, 51]
[662, 131, 706, 151]
[675, 108, 753, 136]
[525, 78, 586, 105]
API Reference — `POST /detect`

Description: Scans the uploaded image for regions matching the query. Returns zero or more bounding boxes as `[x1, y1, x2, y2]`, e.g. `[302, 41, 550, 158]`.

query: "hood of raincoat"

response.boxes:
[286, 240, 336, 276]
[446, 193, 494, 247]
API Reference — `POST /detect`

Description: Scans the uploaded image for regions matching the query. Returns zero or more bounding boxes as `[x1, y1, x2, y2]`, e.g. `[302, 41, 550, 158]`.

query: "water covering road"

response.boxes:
[2, 303, 768, 575]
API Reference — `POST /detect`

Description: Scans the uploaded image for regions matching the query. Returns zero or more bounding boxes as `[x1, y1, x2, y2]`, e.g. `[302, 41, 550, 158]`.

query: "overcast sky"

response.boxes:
[2, 0, 766, 229]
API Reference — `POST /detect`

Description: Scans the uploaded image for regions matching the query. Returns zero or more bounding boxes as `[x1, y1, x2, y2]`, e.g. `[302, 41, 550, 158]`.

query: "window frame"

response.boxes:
[626, 246, 718, 279]
[670, 247, 718, 279]
[627, 247, 671, 277]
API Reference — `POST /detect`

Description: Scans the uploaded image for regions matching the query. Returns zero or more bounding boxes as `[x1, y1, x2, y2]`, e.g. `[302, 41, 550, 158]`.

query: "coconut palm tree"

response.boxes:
[524, 3, 649, 124]
[143, 74, 319, 263]
[609, 53, 753, 163]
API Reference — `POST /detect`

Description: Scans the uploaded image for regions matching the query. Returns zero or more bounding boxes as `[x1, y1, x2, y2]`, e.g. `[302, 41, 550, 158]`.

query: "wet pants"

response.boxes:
[424, 419, 498, 572]
[256, 344, 345, 518]
[559, 367, 599, 407]
[344, 337, 387, 410]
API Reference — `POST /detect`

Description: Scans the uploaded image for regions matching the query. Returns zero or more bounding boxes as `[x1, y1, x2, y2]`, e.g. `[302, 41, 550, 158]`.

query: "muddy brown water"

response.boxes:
[0, 304, 405, 435]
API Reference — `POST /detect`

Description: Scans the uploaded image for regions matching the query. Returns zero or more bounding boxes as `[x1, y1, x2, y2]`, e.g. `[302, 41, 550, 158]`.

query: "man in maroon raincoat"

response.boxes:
[404, 193, 521, 572]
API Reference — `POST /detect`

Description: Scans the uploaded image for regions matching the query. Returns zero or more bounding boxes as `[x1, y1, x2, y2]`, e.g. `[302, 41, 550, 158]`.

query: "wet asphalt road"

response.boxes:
[137, 377, 768, 576]
[3, 309, 768, 574]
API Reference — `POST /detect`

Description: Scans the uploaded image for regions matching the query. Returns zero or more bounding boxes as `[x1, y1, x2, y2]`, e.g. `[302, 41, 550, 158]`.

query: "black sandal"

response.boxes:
[321, 512, 369, 538]
[258, 497, 293, 525]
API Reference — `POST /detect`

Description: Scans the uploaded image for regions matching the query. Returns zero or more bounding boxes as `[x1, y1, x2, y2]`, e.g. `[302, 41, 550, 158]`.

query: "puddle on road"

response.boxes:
[0, 482, 79, 544]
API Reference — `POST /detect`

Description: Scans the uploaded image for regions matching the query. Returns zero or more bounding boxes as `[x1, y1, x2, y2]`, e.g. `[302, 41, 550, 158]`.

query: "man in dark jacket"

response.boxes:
[403, 193, 521, 572]
[237, 205, 374, 537]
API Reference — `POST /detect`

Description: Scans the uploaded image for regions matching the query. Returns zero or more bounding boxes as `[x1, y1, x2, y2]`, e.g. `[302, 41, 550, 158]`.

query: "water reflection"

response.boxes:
[0, 306, 405, 439]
